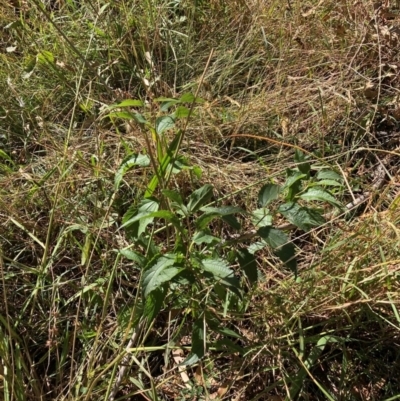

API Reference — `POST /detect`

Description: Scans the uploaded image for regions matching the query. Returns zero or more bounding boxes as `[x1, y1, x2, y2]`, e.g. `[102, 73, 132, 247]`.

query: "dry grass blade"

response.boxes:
[0, 0, 400, 400]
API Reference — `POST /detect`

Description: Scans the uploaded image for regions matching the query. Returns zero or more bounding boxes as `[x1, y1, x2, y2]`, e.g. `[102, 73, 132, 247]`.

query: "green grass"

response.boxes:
[1, 0, 400, 400]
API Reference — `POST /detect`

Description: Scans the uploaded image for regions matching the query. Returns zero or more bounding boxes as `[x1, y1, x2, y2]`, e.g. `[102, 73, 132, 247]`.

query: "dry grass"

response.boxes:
[1, 0, 400, 400]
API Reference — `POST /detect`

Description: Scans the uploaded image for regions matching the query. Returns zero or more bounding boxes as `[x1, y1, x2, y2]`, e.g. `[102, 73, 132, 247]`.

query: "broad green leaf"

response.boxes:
[169, 156, 191, 174]
[258, 183, 280, 207]
[298, 162, 311, 176]
[201, 258, 241, 295]
[122, 197, 159, 225]
[248, 240, 267, 254]
[237, 249, 258, 285]
[200, 206, 244, 215]
[196, 206, 242, 230]
[258, 227, 288, 248]
[121, 198, 159, 237]
[108, 111, 148, 124]
[162, 189, 188, 214]
[275, 243, 297, 275]
[215, 326, 243, 339]
[258, 227, 297, 274]
[160, 100, 178, 112]
[115, 153, 150, 190]
[187, 184, 214, 213]
[143, 286, 167, 322]
[108, 110, 136, 120]
[284, 170, 307, 189]
[114, 99, 144, 108]
[121, 203, 138, 226]
[294, 149, 310, 176]
[170, 269, 196, 288]
[181, 353, 200, 366]
[201, 258, 234, 279]
[153, 97, 177, 102]
[251, 208, 273, 227]
[299, 187, 342, 208]
[162, 189, 184, 205]
[173, 106, 190, 118]
[285, 170, 306, 201]
[156, 115, 175, 135]
[278, 203, 325, 231]
[145, 210, 184, 234]
[131, 113, 147, 124]
[222, 214, 241, 230]
[314, 179, 343, 187]
[294, 149, 306, 163]
[142, 254, 181, 297]
[179, 92, 196, 103]
[179, 92, 205, 103]
[119, 249, 146, 267]
[316, 169, 342, 181]
[182, 318, 205, 366]
[192, 230, 220, 245]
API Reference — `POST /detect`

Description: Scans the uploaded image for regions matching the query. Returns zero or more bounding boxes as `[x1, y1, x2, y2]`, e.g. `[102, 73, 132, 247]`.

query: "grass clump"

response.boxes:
[1, 0, 400, 400]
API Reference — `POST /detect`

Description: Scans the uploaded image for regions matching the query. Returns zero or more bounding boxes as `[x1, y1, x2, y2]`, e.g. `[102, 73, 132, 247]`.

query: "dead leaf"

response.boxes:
[379, 25, 391, 40]
[217, 383, 229, 398]
[224, 95, 241, 108]
[281, 117, 289, 137]
[194, 365, 203, 385]
[172, 349, 191, 389]
[364, 81, 378, 100]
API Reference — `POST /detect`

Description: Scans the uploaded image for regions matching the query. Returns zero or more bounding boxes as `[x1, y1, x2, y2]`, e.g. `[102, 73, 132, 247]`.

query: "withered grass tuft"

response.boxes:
[1, 1, 400, 400]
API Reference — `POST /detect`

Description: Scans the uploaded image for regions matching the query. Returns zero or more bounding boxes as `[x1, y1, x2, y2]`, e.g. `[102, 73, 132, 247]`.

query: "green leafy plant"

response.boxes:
[107, 96, 344, 366]
[119, 182, 247, 364]
[107, 93, 204, 198]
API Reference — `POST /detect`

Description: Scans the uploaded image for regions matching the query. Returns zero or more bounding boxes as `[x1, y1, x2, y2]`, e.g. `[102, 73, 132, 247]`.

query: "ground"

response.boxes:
[1, 1, 400, 400]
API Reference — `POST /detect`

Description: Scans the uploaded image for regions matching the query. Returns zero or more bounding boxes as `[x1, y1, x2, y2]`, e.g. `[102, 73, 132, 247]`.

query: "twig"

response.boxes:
[108, 321, 144, 401]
